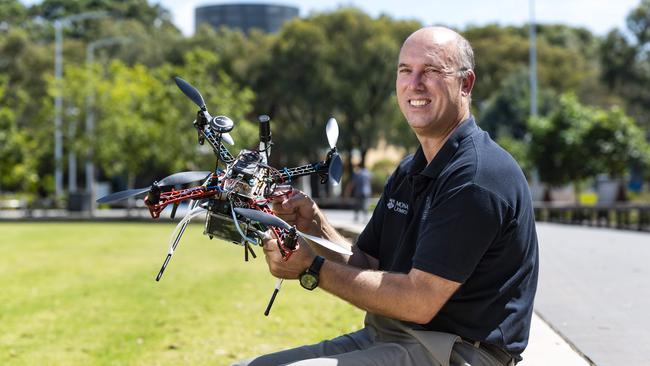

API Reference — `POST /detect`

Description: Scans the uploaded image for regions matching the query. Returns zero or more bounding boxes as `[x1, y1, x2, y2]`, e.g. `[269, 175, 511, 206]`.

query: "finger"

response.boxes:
[283, 191, 307, 208]
[263, 237, 277, 251]
[271, 201, 294, 215]
[266, 229, 278, 240]
[276, 213, 297, 224]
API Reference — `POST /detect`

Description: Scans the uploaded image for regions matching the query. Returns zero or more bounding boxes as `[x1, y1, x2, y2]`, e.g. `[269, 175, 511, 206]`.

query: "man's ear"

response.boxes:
[460, 69, 476, 96]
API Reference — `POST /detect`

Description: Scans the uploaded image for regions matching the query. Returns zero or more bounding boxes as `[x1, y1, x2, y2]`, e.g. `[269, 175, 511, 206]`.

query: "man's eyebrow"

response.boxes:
[397, 63, 444, 68]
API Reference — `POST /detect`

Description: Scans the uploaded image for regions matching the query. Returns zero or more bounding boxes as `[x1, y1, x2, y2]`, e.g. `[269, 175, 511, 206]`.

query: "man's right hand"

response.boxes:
[271, 190, 322, 236]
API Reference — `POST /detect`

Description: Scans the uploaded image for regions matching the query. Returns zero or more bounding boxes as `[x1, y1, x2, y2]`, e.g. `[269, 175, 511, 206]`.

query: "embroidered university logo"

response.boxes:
[387, 198, 408, 215]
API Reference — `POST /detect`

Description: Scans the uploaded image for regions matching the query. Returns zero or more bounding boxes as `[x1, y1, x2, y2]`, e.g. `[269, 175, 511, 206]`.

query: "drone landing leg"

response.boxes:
[156, 200, 201, 281]
[246, 242, 257, 259]
[264, 278, 283, 316]
[156, 221, 188, 281]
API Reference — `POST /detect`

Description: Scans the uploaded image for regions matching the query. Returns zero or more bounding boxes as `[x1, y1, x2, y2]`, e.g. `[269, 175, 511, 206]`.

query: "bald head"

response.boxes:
[401, 26, 474, 77]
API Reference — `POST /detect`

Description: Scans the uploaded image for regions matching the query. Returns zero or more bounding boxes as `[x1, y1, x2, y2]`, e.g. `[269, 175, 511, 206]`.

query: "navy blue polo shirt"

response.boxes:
[356, 116, 539, 360]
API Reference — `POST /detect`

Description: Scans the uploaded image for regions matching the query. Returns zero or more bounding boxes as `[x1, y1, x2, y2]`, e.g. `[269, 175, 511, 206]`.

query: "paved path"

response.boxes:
[322, 210, 592, 366]
[534, 223, 650, 366]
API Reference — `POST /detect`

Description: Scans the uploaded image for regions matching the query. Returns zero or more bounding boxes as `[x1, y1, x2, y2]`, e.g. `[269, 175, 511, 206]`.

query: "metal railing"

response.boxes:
[534, 202, 650, 232]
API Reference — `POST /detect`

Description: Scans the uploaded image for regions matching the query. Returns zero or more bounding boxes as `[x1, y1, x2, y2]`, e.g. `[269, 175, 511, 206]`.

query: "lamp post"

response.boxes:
[529, 0, 538, 117]
[52, 11, 107, 202]
[85, 37, 129, 214]
[67, 106, 79, 194]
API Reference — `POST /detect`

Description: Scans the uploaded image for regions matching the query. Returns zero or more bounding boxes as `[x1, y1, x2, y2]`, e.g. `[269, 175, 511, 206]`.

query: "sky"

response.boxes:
[18, 0, 643, 36]
[157, 0, 642, 36]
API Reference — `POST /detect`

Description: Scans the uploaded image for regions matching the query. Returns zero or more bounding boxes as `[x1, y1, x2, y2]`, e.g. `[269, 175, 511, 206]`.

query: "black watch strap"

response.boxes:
[309, 255, 325, 275]
[299, 255, 325, 290]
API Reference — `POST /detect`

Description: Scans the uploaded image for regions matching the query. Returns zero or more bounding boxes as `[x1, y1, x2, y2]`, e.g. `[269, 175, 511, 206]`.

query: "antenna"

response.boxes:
[258, 115, 272, 163]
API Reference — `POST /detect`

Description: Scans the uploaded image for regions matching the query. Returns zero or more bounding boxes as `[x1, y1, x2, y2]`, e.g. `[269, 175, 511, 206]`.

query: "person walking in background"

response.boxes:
[349, 164, 373, 222]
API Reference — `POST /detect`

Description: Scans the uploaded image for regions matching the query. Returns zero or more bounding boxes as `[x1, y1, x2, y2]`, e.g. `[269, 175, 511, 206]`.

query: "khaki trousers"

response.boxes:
[232, 314, 509, 366]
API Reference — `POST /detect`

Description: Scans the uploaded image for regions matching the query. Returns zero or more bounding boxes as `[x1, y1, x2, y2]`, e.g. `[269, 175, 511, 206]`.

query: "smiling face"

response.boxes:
[396, 27, 474, 138]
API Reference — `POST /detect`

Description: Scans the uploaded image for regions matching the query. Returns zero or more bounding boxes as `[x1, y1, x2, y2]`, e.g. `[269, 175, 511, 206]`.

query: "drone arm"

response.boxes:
[193, 117, 235, 163]
[146, 186, 220, 218]
[271, 162, 327, 184]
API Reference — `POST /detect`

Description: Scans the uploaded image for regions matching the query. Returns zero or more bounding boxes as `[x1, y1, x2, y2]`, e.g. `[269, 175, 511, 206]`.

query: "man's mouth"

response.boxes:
[409, 99, 431, 107]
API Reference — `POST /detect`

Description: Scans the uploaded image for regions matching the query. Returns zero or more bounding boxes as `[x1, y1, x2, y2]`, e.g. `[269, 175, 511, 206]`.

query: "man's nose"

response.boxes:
[407, 72, 425, 90]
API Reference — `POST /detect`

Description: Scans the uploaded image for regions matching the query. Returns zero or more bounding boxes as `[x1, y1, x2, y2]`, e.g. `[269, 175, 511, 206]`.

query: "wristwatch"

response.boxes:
[299, 255, 325, 290]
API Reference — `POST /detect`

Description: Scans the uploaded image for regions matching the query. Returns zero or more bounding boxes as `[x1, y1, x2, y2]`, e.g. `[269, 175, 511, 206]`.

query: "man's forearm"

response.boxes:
[317, 259, 453, 324]
[305, 209, 355, 262]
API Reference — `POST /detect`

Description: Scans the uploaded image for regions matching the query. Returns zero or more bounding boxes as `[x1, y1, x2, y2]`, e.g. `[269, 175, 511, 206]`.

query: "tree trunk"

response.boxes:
[360, 147, 368, 168]
[573, 182, 582, 205]
[127, 172, 135, 217]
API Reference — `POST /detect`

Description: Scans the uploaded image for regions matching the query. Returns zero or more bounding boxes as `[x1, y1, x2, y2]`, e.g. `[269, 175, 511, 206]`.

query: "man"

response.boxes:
[234, 26, 538, 366]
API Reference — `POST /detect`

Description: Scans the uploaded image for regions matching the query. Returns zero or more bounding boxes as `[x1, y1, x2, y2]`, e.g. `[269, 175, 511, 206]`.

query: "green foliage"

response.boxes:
[495, 135, 533, 178]
[2, 2, 650, 200]
[237, 8, 421, 166]
[479, 68, 558, 139]
[529, 93, 649, 187]
[464, 24, 600, 106]
[0, 0, 28, 27]
[54, 51, 256, 188]
[370, 158, 396, 193]
[600, 0, 650, 130]
[627, 0, 650, 44]
[0, 76, 38, 191]
[582, 106, 650, 176]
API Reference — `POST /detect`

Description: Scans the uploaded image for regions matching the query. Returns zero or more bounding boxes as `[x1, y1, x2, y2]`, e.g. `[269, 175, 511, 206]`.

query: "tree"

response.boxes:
[0, 75, 38, 193]
[55, 48, 256, 192]
[0, 0, 28, 29]
[479, 68, 557, 139]
[464, 24, 600, 108]
[600, 0, 650, 130]
[250, 8, 420, 170]
[0, 28, 55, 197]
[529, 93, 649, 199]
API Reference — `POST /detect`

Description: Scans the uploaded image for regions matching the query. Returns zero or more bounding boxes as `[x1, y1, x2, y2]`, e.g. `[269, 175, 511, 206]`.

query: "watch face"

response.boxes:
[300, 273, 318, 290]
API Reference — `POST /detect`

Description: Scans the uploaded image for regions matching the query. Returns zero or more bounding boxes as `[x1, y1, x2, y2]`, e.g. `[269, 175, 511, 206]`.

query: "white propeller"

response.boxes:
[234, 208, 352, 255]
[326, 117, 339, 149]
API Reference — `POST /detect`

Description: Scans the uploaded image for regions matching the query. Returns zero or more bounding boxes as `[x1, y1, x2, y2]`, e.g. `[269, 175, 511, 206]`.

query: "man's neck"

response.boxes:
[418, 114, 469, 163]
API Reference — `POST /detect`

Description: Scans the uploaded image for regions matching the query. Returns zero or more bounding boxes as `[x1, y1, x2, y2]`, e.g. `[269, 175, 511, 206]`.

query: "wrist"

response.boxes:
[299, 255, 325, 290]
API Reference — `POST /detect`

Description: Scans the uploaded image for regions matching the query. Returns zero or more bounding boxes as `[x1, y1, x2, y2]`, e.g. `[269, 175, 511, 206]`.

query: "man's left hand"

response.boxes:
[262, 232, 316, 279]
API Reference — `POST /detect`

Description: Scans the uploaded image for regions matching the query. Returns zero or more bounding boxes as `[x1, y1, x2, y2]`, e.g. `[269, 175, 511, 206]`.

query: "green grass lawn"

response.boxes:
[0, 222, 364, 366]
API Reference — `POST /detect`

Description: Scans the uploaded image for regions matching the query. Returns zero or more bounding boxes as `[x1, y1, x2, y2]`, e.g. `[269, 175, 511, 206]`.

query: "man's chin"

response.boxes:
[407, 118, 435, 130]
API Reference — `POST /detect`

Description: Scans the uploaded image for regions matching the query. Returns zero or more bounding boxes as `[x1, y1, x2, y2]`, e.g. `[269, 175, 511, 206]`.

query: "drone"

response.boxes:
[97, 77, 351, 315]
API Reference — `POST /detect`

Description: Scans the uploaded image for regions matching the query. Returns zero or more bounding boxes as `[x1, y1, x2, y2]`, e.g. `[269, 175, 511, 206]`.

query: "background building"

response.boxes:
[195, 3, 299, 33]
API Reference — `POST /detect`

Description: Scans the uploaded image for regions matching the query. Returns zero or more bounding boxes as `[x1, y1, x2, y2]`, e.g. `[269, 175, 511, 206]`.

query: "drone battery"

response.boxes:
[204, 212, 248, 245]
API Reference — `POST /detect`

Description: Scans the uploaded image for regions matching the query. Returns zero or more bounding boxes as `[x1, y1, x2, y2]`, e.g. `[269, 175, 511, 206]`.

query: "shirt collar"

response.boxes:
[408, 116, 477, 179]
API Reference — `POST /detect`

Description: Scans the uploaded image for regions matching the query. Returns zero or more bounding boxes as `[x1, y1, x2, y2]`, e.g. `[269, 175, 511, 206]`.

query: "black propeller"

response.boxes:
[96, 187, 151, 204]
[233, 208, 352, 255]
[97, 171, 211, 204]
[174, 76, 206, 110]
[175, 76, 236, 146]
[328, 154, 343, 185]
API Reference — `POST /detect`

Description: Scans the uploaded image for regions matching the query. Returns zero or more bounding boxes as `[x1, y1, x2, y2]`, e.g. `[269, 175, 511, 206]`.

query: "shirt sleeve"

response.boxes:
[412, 183, 506, 283]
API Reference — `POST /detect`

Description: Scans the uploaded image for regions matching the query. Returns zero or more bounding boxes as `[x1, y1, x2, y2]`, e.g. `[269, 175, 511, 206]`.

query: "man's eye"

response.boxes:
[398, 68, 410, 74]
